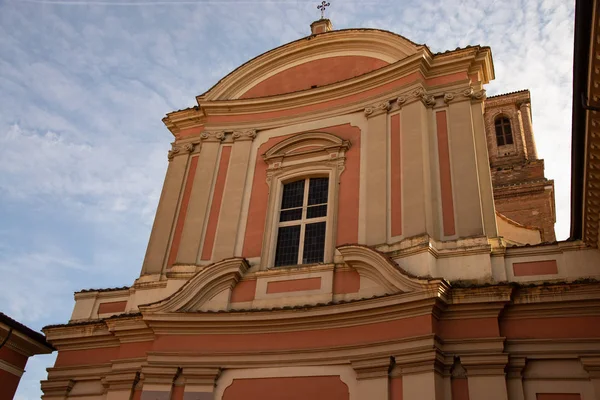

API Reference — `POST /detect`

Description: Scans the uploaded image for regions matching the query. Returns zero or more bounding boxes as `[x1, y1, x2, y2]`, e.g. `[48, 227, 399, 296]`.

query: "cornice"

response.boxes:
[504, 338, 600, 357]
[202, 29, 426, 100]
[143, 293, 441, 335]
[147, 335, 437, 370]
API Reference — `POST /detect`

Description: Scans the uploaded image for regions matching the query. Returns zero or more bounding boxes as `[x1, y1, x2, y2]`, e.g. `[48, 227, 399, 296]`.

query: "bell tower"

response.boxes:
[484, 90, 556, 242]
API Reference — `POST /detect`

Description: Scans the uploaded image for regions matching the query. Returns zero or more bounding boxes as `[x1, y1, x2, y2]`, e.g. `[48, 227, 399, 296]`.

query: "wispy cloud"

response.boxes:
[0, 0, 574, 398]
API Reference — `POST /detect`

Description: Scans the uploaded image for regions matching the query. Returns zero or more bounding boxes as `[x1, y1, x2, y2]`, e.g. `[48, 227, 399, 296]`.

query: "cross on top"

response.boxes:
[317, 1, 330, 19]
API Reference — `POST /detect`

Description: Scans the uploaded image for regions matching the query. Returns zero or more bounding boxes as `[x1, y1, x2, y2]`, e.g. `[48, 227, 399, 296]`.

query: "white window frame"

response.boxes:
[260, 132, 351, 270]
[274, 175, 331, 267]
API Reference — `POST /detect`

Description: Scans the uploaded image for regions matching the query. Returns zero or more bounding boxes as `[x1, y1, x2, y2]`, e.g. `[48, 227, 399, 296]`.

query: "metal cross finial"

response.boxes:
[317, 1, 330, 19]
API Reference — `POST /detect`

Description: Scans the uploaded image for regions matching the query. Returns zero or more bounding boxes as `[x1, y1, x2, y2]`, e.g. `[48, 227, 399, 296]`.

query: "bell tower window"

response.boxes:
[495, 116, 514, 146]
[274, 177, 329, 267]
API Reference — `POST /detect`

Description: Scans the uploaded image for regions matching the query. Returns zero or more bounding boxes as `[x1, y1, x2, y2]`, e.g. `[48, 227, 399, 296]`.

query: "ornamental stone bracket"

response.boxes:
[364, 101, 391, 118]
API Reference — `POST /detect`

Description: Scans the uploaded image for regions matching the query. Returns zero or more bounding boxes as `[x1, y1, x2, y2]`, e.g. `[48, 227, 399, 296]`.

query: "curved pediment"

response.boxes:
[202, 29, 426, 101]
[139, 258, 249, 313]
[337, 244, 439, 294]
[263, 131, 351, 163]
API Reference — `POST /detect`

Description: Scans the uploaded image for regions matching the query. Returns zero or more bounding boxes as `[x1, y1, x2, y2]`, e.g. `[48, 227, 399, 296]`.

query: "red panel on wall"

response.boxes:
[97, 301, 127, 315]
[390, 113, 403, 237]
[436, 110, 456, 236]
[451, 378, 470, 400]
[222, 376, 349, 400]
[230, 280, 257, 303]
[390, 376, 403, 400]
[333, 269, 360, 294]
[167, 155, 199, 266]
[513, 260, 558, 276]
[201, 147, 232, 260]
[240, 56, 389, 99]
[266, 277, 321, 294]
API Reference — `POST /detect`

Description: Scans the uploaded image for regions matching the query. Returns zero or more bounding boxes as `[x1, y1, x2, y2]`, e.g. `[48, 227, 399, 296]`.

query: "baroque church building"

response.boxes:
[41, 18, 600, 400]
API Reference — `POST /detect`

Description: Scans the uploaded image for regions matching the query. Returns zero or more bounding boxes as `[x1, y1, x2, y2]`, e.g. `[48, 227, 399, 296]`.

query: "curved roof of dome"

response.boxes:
[199, 28, 432, 101]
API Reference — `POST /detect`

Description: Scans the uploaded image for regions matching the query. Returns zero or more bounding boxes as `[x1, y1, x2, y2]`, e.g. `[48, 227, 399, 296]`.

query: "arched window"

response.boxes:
[495, 116, 513, 146]
[262, 132, 351, 269]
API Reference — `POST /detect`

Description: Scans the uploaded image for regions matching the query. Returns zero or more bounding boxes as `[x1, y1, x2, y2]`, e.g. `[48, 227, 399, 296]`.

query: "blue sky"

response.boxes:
[0, 0, 574, 398]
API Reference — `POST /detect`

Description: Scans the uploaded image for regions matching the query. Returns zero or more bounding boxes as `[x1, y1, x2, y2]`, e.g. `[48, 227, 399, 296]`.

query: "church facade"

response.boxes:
[41, 19, 600, 400]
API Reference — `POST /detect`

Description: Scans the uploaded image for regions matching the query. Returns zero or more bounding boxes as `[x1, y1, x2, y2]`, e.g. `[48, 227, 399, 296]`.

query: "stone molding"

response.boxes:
[103, 370, 140, 391]
[0, 359, 24, 377]
[40, 379, 75, 398]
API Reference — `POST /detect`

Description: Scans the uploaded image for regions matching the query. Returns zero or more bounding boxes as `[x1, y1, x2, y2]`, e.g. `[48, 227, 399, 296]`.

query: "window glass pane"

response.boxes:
[307, 204, 327, 219]
[274, 225, 301, 266]
[281, 180, 305, 210]
[302, 222, 326, 264]
[496, 134, 505, 146]
[308, 177, 329, 205]
[280, 208, 302, 222]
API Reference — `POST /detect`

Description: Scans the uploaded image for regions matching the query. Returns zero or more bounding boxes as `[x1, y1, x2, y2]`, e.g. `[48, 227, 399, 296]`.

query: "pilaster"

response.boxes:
[364, 102, 390, 245]
[104, 371, 140, 400]
[140, 366, 179, 400]
[394, 350, 447, 400]
[212, 129, 256, 261]
[506, 357, 527, 400]
[141, 144, 193, 275]
[445, 93, 485, 237]
[175, 133, 222, 264]
[581, 357, 600, 400]
[462, 354, 508, 400]
[351, 356, 392, 400]
[183, 367, 221, 400]
[470, 90, 498, 237]
[400, 96, 435, 239]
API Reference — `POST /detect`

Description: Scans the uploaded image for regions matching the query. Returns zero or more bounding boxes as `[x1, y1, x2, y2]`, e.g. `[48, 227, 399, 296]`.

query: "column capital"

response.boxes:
[102, 370, 140, 391]
[183, 367, 222, 386]
[364, 101, 391, 118]
[351, 356, 392, 380]
[232, 129, 257, 142]
[460, 353, 508, 376]
[41, 379, 75, 398]
[141, 365, 179, 385]
[168, 141, 199, 161]
[200, 130, 226, 142]
[506, 356, 527, 379]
